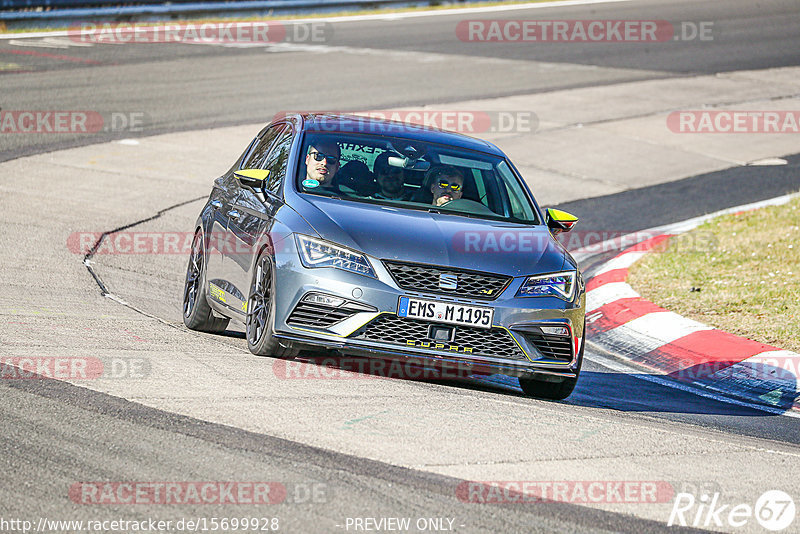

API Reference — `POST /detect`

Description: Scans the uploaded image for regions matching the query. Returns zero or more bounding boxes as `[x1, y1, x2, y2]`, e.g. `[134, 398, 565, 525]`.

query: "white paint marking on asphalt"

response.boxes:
[746, 157, 788, 166]
[0, 0, 636, 40]
[117, 139, 140, 145]
[176, 39, 590, 72]
[587, 348, 800, 419]
[585, 281, 638, 311]
[250, 42, 602, 71]
[9, 37, 93, 48]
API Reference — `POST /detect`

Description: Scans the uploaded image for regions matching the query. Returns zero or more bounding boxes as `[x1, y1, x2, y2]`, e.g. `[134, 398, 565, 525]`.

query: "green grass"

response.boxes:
[627, 194, 800, 353]
[1, 0, 551, 34]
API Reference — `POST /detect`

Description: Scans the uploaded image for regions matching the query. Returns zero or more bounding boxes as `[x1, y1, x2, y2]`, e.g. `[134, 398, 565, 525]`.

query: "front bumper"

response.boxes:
[273, 246, 585, 378]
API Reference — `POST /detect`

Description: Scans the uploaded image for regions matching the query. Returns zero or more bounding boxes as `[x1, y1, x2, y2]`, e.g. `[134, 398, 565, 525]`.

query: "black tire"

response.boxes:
[519, 333, 584, 400]
[245, 251, 297, 358]
[183, 229, 230, 333]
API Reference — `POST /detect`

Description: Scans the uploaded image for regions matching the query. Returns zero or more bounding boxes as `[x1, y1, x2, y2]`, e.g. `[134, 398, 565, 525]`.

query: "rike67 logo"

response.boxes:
[669, 490, 795, 531]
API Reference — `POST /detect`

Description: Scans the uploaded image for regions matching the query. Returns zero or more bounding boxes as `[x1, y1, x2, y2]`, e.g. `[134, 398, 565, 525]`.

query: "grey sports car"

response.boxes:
[183, 113, 585, 399]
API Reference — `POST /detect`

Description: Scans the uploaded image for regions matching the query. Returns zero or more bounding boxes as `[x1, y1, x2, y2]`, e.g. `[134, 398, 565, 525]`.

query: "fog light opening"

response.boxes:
[540, 325, 570, 337]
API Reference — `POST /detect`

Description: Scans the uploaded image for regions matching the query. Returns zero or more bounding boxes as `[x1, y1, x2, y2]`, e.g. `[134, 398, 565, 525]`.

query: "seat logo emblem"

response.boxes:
[439, 273, 458, 290]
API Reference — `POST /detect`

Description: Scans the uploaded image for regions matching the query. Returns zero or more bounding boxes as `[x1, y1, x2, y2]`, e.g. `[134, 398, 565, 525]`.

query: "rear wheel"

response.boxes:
[183, 230, 229, 333]
[519, 333, 584, 400]
[246, 252, 297, 358]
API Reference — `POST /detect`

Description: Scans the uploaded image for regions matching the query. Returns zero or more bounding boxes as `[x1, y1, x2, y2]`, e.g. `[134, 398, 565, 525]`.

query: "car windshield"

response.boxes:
[296, 132, 540, 224]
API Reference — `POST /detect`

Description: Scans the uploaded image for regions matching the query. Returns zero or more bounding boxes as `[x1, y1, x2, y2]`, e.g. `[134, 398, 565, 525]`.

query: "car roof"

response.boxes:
[289, 113, 504, 156]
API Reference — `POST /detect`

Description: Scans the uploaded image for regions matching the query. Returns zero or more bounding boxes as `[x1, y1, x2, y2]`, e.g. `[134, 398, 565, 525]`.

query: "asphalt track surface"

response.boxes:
[2, 0, 800, 532]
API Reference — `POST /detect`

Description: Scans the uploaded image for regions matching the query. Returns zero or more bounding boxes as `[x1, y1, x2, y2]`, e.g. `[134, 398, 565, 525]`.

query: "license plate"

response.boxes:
[397, 296, 494, 329]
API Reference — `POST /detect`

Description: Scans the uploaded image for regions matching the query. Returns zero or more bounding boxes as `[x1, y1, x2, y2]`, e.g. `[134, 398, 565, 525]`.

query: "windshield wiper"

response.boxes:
[426, 207, 484, 220]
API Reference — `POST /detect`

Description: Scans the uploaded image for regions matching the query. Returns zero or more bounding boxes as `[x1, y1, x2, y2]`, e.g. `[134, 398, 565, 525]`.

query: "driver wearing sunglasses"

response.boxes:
[428, 165, 464, 207]
[305, 141, 341, 190]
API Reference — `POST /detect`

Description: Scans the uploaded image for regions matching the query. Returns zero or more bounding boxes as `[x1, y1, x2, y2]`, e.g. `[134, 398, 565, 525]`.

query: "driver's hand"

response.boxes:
[434, 195, 452, 206]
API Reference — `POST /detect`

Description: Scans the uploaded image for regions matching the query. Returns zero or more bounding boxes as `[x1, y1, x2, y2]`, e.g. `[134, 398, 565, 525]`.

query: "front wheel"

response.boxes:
[519, 334, 584, 400]
[245, 252, 297, 358]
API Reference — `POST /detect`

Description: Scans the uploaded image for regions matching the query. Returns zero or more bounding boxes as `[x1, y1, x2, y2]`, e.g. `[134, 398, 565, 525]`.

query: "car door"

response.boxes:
[204, 173, 240, 310]
[206, 127, 285, 315]
[225, 123, 295, 314]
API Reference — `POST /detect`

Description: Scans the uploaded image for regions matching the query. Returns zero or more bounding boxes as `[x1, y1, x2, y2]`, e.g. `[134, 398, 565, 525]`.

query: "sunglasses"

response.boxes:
[437, 181, 462, 191]
[309, 151, 339, 165]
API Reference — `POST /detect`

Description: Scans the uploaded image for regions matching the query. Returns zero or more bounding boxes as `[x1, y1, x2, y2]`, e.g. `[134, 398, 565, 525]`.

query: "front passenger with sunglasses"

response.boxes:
[427, 165, 464, 207]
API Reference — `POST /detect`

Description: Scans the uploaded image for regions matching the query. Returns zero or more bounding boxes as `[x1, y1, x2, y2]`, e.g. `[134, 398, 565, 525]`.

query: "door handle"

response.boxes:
[227, 210, 241, 220]
[210, 200, 222, 209]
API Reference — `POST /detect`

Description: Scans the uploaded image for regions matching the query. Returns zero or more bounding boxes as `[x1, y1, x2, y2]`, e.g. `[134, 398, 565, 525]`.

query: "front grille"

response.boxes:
[287, 302, 355, 328]
[524, 333, 573, 361]
[383, 261, 511, 300]
[355, 315, 527, 361]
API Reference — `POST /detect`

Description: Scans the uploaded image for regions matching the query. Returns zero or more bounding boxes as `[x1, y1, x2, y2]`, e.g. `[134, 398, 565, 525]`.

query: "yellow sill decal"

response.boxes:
[209, 283, 226, 303]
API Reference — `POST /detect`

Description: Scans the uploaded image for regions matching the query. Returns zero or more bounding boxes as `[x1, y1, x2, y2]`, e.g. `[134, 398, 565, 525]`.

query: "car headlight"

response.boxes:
[517, 271, 576, 300]
[296, 235, 377, 278]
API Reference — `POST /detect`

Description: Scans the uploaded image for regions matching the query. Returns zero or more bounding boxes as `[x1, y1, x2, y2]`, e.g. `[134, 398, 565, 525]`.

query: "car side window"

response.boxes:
[261, 127, 294, 194]
[241, 125, 284, 170]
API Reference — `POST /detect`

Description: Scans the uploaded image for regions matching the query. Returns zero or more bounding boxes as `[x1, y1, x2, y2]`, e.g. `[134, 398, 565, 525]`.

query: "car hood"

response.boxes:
[293, 195, 567, 277]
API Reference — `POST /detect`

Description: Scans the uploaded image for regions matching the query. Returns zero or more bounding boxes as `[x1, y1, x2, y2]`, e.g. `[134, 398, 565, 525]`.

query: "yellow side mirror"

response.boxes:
[546, 208, 578, 234]
[234, 168, 270, 188]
